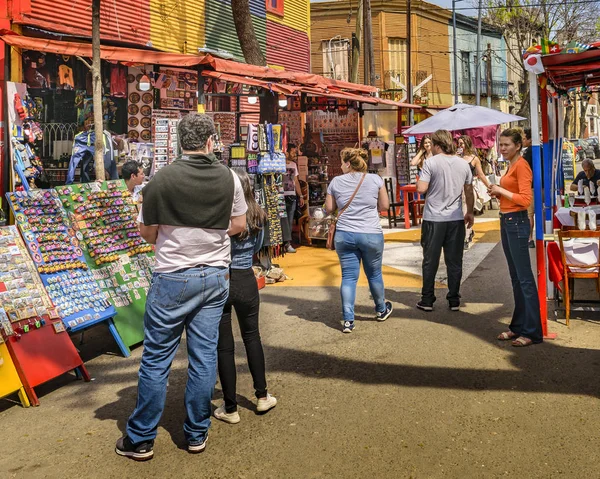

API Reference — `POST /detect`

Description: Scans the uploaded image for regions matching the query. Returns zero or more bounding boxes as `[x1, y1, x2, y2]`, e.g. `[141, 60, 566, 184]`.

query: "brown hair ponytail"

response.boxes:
[341, 148, 368, 173]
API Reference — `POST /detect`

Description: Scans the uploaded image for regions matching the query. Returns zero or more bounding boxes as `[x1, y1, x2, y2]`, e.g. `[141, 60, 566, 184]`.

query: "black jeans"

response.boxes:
[421, 220, 466, 304]
[282, 196, 296, 244]
[217, 268, 267, 413]
[500, 210, 543, 343]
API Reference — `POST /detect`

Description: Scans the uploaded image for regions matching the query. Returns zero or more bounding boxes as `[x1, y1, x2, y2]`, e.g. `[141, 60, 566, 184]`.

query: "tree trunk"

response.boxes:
[564, 104, 573, 138]
[579, 99, 589, 138]
[231, 0, 266, 66]
[92, 0, 105, 181]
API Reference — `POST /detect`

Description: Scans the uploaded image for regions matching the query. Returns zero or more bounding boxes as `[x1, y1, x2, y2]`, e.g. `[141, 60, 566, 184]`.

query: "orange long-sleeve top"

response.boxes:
[499, 157, 533, 212]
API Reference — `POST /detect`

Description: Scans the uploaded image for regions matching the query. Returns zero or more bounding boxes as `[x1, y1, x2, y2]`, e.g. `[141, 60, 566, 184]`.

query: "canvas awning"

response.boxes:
[542, 48, 600, 91]
[0, 32, 421, 109]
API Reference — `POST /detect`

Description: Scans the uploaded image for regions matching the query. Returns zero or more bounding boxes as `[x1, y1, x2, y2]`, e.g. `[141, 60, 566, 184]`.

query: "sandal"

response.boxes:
[512, 336, 533, 347]
[497, 331, 518, 341]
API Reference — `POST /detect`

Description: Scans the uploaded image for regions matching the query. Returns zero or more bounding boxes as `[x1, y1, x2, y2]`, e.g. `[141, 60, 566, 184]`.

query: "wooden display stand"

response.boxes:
[0, 341, 30, 407]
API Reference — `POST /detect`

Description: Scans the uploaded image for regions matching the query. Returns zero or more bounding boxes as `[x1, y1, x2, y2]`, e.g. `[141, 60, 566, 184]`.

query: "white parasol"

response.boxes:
[403, 103, 525, 135]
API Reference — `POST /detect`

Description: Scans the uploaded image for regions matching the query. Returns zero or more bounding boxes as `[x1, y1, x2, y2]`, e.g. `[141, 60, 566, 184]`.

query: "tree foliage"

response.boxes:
[484, 0, 600, 121]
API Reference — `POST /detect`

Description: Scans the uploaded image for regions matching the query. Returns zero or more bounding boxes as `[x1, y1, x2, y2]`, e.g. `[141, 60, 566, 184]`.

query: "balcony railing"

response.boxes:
[459, 79, 509, 97]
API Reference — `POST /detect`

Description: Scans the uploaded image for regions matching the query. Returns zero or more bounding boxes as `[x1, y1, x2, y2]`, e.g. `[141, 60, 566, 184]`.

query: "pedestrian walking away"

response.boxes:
[215, 168, 277, 425]
[489, 128, 543, 347]
[416, 129, 474, 312]
[115, 113, 248, 461]
[458, 135, 491, 249]
[326, 148, 393, 334]
[282, 143, 305, 254]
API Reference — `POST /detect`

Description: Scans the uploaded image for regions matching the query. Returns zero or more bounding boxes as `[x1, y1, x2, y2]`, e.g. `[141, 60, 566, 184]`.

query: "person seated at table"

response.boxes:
[570, 159, 600, 192]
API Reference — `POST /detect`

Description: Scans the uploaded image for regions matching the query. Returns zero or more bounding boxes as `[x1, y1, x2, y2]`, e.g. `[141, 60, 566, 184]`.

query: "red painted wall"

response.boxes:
[266, 21, 310, 73]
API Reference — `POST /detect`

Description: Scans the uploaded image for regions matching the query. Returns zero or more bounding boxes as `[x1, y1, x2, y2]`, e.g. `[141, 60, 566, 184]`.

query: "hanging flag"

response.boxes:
[562, 41, 591, 54]
[540, 39, 561, 54]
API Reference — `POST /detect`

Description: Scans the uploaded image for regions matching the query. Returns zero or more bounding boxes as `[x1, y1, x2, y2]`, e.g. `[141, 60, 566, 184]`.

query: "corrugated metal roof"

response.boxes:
[16, 0, 152, 47]
[216, 0, 266, 18]
[266, 21, 310, 72]
[149, 0, 205, 53]
[205, 0, 266, 62]
[267, 0, 309, 34]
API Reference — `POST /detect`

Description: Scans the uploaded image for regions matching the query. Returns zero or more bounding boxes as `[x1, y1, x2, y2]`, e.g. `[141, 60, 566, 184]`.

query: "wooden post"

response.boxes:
[92, 0, 105, 181]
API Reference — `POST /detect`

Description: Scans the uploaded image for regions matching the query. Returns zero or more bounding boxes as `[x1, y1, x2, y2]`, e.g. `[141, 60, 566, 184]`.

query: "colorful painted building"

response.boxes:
[4, 1, 310, 72]
[311, 0, 453, 109]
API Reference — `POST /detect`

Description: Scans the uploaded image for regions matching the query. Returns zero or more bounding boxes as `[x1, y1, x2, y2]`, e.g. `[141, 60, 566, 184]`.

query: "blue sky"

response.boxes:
[310, 0, 478, 17]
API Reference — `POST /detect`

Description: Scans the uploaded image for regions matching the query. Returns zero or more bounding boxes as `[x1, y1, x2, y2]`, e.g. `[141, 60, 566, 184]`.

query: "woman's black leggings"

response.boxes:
[217, 267, 268, 413]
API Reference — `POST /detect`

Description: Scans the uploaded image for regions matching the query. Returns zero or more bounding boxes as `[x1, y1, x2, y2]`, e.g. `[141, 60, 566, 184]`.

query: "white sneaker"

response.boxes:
[256, 394, 277, 413]
[213, 406, 240, 424]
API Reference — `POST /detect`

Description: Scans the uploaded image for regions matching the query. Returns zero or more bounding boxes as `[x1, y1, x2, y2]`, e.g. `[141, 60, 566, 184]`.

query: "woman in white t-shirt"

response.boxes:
[325, 148, 393, 333]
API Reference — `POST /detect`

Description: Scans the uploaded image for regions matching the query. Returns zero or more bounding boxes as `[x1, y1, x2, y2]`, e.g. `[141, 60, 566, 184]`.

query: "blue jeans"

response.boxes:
[126, 266, 230, 445]
[500, 211, 543, 343]
[334, 230, 386, 321]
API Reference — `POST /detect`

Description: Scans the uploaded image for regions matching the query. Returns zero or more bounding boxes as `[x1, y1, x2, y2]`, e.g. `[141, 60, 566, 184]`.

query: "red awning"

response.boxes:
[0, 31, 207, 66]
[0, 32, 421, 109]
[542, 49, 600, 91]
[199, 55, 379, 94]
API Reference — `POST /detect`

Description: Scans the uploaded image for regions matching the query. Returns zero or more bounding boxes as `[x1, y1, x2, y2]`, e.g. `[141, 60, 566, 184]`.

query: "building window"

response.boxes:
[461, 51, 472, 94]
[322, 39, 350, 81]
[266, 0, 284, 16]
[387, 38, 407, 90]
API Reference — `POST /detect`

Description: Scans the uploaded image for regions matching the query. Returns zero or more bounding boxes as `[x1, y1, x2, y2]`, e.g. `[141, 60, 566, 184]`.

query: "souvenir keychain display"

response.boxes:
[5, 189, 118, 340]
[0, 226, 90, 406]
[57, 180, 155, 350]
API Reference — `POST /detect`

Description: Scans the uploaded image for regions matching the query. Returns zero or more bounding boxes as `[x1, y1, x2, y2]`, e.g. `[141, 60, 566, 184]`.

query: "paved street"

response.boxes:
[1, 216, 599, 478]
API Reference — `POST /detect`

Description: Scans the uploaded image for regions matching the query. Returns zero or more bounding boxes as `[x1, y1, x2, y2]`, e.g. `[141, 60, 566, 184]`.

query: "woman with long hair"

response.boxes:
[488, 129, 543, 347]
[411, 135, 433, 171]
[214, 168, 277, 423]
[325, 148, 393, 333]
[458, 135, 491, 248]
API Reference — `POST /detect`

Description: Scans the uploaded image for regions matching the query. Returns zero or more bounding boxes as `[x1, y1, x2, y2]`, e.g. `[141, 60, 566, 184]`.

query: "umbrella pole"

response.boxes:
[529, 71, 556, 339]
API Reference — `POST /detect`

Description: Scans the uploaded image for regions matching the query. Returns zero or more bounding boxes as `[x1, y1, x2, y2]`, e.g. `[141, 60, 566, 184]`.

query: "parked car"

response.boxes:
[569, 139, 594, 161]
[586, 136, 600, 158]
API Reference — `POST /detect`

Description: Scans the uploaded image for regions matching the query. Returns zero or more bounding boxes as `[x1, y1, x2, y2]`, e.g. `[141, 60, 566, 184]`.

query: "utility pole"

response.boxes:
[92, 0, 105, 181]
[407, 0, 414, 124]
[351, 0, 363, 84]
[475, 0, 482, 106]
[363, 0, 369, 84]
[363, 0, 375, 86]
[486, 43, 492, 109]
[452, 0, 459, 104]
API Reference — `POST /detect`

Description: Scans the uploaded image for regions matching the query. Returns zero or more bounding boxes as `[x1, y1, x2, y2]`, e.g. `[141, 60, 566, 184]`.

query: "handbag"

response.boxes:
[326, 173, 367, 250]
[258, 123, 286, 174]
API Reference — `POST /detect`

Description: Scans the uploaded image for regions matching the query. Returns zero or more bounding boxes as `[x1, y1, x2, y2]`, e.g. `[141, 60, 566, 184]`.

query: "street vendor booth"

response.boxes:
[523, 40, 600, 328]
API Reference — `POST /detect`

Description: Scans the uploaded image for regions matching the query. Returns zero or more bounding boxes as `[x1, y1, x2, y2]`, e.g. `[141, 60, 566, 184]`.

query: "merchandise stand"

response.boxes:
[57, 180, 154, 352]
[0, 226, 89, 406]
[4, 189, 125, 355]
[0, 341, 30, 407]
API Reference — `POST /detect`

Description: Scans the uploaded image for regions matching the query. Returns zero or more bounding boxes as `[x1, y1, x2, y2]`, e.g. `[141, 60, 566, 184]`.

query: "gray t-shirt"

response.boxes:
[327, 172, 383, 234]
[419, 154, 472, 222]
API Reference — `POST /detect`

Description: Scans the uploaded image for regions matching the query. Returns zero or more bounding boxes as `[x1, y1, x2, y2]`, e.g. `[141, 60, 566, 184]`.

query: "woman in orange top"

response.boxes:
[488, 128, 542, 347]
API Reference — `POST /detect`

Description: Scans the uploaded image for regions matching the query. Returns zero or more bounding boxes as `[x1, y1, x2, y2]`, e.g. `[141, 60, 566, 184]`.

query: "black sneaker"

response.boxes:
[342, 321, 355, 333]
[449, 300, 460, 311]
[416, 301, 433, 312]
[115, 436, 154, 461]
[376, 301, 393, 321]
[188, 435, 208, 454]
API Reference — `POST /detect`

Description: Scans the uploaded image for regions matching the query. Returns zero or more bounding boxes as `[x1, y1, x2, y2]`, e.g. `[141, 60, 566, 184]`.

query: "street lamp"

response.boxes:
[452, 0, 464, 104]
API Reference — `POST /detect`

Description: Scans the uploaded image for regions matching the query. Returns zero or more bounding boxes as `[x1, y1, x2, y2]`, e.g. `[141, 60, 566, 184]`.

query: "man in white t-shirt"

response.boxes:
[116, 113, 247, 461]
[282, 144, 304, 253]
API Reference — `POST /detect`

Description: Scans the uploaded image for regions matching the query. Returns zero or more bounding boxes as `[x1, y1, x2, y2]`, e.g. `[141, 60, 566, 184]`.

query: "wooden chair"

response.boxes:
[557, 229, 600, 325]
[384, 178, 403, 229]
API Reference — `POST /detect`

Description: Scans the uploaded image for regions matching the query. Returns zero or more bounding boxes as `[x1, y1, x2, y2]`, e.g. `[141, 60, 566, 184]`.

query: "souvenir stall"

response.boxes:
[524, 40, 600, 329]
[0, 226, 90, 406]
[0, 333, 30, 408]
[56, 180, 155, 353]
[5, 189, 129, 356]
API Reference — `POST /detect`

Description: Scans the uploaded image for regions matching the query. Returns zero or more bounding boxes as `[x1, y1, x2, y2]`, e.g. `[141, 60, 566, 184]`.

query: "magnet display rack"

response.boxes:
[57, 180, 155, 354]
[0, 226, 90, 406]
[5, 189, 126, 356]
